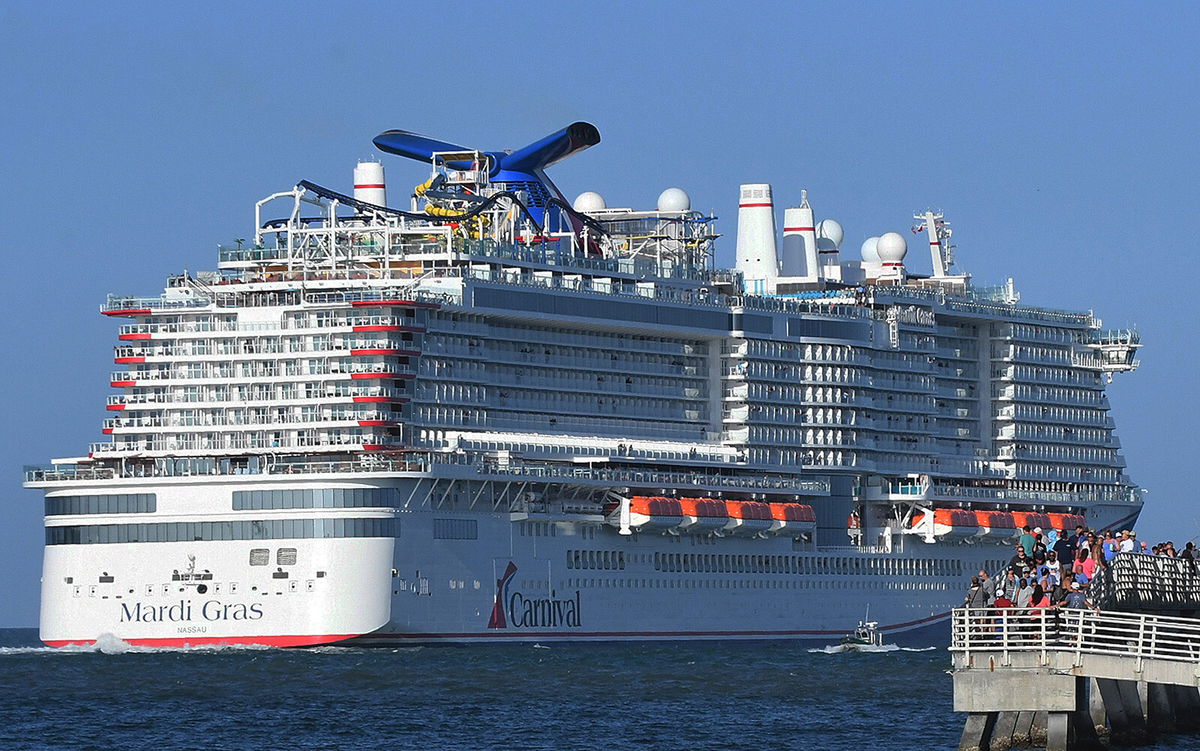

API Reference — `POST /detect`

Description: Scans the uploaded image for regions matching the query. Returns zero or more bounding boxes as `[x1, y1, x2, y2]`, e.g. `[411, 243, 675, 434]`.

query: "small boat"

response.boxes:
[840, 620, 884, 650]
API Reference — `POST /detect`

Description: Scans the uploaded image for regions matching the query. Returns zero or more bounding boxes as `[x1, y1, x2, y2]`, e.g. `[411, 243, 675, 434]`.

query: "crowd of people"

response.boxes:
[962, 523, 1198, 616]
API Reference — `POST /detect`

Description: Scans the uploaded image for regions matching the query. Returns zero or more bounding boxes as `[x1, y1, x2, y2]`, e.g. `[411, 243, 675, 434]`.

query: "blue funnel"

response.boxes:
[373, 122, 600, 231]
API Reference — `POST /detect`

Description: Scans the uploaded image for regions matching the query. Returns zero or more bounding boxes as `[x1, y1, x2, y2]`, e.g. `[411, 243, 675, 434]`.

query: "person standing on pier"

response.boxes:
[1053, 528, 1075, 568]
[1019, 525, 1036, 557]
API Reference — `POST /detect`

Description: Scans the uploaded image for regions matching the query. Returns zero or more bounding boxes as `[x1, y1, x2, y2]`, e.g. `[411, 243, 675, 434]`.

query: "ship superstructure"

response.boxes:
[26, 123, 1143, 646]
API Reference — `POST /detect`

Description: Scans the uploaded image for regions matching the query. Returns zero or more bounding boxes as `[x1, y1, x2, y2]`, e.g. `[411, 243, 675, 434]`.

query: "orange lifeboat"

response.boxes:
[1046, 512, 1086, 532]
[604, 496, 683, 532]
[767, 502, 817, 536]
[676, 497, 729, 534]
[723, 500, 774, 536]
[908, 508, 980, 537]
[1011, 511, 1053, 532]
[974, 510, 1016, 538]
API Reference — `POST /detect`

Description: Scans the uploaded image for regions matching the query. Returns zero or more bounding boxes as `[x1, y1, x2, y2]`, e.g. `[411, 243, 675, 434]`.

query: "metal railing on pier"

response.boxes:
[951, 607, 1200, 668]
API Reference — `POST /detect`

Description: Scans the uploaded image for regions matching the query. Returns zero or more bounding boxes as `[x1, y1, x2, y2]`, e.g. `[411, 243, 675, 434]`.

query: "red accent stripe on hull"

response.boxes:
[114, 357, 145, 364]
[43, 633, 361, 649]
[119, 333, 152, 340]
[102, 309, 152, 317]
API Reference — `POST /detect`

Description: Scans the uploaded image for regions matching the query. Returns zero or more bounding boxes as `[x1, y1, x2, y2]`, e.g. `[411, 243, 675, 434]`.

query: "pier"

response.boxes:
[951, 554, 1200, 750]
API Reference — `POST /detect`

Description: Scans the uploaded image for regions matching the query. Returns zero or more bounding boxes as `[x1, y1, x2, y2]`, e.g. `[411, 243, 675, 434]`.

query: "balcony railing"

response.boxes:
[26, 454, 832, 496]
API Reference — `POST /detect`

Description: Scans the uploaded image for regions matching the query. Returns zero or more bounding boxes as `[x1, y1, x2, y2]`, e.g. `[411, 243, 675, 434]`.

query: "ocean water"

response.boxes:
[0, 628, 1193, 751]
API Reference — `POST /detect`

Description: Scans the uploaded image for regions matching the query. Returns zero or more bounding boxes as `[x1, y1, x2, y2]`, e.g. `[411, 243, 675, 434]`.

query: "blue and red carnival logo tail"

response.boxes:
[487, 562, 519, 629]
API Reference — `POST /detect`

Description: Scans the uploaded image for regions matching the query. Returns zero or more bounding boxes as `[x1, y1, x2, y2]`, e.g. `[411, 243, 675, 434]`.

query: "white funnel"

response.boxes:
[781, 190, 818, 277]
[735, 184, 779, 283]
[354, 160, 387, 207]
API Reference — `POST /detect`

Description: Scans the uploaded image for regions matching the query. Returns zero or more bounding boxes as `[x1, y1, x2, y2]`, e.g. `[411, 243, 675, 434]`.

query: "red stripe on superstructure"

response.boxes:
[106, 404, 126, 411]
[118, 333, 152, 340]
[110, 380, 136, 387]
[114, 357, 145, 364]
[102, 309, 152, 317]
[350, 372, 398, 380]
[101, 428, 113, 435]
[42, 633, 362, 649]
[738, 203, 773, 208]
[351, 348, 403, 356]
[930, 241, 940, 246]
[352, 325, 403, 333]
[352, 396, 393, 403]
[357, 420, 395, 427]
[783, 226, 815, 232]
[349, 300, 438, 309]
[354, 184, 385, 189]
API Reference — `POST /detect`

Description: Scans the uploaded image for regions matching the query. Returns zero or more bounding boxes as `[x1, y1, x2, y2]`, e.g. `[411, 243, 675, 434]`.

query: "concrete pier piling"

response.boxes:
[951, 606, 1200, 751]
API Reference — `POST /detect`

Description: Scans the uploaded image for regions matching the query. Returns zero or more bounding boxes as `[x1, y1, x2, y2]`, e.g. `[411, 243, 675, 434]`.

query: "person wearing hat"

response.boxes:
[1119, 530, 1134, 553]
[1059, 580, 1096, 611]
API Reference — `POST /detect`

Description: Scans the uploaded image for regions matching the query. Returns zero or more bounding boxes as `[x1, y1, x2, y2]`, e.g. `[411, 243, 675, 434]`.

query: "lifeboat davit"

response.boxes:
[604, 496, 683, 532]
[1046, 512, 1086, 532]
[767, 502, 817, 536]
[1011, 511, 1053, 532]
[723, 500, 774, 536]
[974, 510, 1016, 538]
[908, 508, 980, 537]
[676, 498, 728, 534]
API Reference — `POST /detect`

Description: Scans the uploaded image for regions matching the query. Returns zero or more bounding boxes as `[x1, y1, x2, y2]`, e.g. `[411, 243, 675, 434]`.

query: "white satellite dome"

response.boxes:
[572, 191, 606, 213]
[657, 187, 691, 212]
[860, 236, 881, 263]
[876, 232, 908, 263]
[816, 218, 844, 249]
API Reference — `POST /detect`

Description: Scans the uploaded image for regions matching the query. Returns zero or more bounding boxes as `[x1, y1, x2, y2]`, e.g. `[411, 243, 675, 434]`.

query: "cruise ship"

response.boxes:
[25, 122, 1144, 647]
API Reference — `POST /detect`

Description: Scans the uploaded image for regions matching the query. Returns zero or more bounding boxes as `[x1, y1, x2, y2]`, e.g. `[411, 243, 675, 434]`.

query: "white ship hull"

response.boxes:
[37, 479, 1141, 648]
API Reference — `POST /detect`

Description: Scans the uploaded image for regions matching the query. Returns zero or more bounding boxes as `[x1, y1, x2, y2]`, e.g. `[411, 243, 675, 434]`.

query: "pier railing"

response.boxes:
[951, 607, 1200, 668]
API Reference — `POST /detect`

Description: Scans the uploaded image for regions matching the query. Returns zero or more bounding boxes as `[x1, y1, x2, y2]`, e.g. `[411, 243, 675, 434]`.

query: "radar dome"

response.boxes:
[860, 236, 881, 263]
[657, 187, 691, 212]
[816, 219, 844, 249]
[572, 191, 606, 213]
[876, 232, 908, 263]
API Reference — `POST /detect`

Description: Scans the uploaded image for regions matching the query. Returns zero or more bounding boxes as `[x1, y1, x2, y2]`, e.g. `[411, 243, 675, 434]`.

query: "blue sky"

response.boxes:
[1, 2, 1196, 627]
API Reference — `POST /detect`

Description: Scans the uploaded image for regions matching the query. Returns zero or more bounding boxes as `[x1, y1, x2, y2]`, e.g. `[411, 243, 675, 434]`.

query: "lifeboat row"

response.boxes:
[906, 509, 1086, 538]
[606, 497, 817, 537]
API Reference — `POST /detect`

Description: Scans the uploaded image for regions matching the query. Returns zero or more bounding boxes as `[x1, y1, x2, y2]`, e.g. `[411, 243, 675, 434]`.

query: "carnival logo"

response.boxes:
[486, 562, 582, 629]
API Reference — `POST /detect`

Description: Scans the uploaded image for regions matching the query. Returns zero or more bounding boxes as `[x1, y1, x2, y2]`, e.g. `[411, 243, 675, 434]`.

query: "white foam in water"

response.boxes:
[0, 633, 280, 656]
[807, 644, 938, 654]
